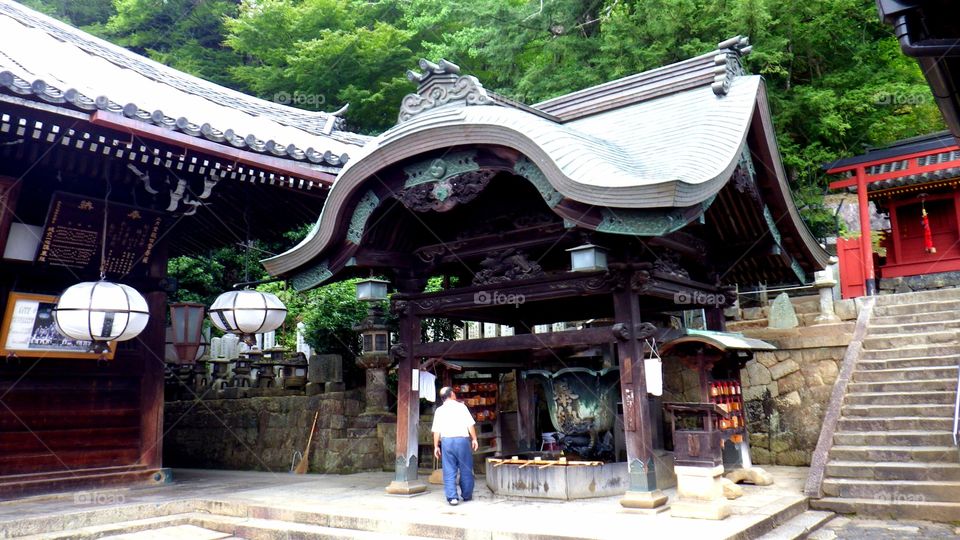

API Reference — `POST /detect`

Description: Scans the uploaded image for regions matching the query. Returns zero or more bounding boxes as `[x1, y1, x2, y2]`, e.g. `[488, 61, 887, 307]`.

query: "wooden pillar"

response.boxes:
[139, 290, 167, 470]
[856, 166, 877, 295]
[385, 309, 426, 494]
[512, 324, 535, 451]
[516, 370, 536, 451]
[139, 239, 169, 474]
[889, 198, 902, 266]
[613, 287, 667, 509]
[705, 307, 725, 332]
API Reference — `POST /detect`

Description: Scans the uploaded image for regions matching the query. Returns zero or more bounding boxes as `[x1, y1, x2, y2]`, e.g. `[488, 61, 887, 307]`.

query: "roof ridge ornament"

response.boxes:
[712, 36, 751, 96]
[399, 58, 495, 122]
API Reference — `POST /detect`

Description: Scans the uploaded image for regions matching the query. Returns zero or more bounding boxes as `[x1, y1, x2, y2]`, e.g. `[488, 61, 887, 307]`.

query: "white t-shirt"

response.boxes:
[431, 400, 476, 438]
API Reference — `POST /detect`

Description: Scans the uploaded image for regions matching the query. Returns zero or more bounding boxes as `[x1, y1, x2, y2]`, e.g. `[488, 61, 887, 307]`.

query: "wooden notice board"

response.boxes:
[0, 292, 116, 359]
[36, 192, 164, 277]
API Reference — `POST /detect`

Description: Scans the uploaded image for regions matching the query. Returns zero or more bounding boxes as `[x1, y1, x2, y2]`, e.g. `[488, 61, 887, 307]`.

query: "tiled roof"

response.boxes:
[0, 0, 368, 170]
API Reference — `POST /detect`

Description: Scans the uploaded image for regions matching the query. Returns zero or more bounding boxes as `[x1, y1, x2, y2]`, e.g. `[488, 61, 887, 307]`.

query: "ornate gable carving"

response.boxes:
[399, 59, 495, 122]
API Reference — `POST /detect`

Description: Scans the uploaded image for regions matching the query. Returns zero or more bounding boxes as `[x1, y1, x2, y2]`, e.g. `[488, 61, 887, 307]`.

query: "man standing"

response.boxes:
[432, 386, 479, 505]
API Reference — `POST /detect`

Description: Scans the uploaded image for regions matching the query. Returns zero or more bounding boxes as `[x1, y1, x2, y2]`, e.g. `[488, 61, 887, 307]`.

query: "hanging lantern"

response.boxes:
[567, 244, 608, 272]
[208, 290, 287, 345]
[169, 302, 206, 364]
[53, 281, 150, 354]
[922, 204, 937, 254]
[355, 278, 389, 302]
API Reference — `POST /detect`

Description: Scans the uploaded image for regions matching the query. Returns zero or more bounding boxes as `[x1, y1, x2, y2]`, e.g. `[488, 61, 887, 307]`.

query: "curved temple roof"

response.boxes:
[0, 0, 368, 171]
[264, 44, 830, 283]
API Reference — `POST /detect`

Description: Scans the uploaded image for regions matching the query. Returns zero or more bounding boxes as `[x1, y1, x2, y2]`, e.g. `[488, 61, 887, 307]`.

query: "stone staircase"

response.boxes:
[812, 289, 960, 520]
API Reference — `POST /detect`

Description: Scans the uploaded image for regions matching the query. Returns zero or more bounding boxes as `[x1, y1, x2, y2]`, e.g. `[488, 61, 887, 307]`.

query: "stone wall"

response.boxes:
[879, 269, 960, 294]
[164, 391, 393, 474]
[727, 294, 858, 467]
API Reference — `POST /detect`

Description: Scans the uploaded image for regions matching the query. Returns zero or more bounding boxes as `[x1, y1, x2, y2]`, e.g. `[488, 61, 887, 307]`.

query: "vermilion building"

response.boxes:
[827, 131, 960, 298]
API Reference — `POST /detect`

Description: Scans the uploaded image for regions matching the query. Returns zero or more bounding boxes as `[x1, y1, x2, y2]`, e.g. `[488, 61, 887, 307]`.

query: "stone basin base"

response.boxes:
[485, 459, 627, 500]
[485, 451, 677, 500]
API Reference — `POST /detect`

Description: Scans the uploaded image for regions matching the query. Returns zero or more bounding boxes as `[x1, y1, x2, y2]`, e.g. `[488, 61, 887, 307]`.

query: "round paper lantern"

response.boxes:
[208, 290, 286, 343]
[53, 281, 150, 350]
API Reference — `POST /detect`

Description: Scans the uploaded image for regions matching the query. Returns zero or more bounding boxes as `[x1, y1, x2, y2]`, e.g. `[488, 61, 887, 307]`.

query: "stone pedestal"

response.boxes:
[356, 354, 392, 416]
[385, 480, 427, 495]
[620, 489, 668, 509]
[813, 271, 840, 324]
[670, 465, 731, 520]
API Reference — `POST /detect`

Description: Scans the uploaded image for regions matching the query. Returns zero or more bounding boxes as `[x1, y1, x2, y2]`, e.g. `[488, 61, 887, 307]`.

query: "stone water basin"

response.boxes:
[485, 456, 627, 500]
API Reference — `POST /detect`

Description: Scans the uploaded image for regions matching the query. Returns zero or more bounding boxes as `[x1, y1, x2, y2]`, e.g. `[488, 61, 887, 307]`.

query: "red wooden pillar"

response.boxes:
[613, 287, 667, 509]
[856, 166, 877, 295]
[386, 310, 426, 494]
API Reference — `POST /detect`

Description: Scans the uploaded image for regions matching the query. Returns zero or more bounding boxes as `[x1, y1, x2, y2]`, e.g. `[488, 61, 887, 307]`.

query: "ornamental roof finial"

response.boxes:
[399, 58, 493, 123]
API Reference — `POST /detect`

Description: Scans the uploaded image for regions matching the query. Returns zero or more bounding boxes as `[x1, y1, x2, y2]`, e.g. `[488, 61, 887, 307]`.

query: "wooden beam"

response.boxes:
[90, 112, 337, 185]
[413, 326, 663, 358]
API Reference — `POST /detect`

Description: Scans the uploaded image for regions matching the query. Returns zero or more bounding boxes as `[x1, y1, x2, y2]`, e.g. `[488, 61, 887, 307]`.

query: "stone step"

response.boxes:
[836, 417, 954, 432]
[755, 510, 834, 540]
[852, 365, 958, 383]
[856, 354, 959, 370]
[861, 330, 958, 351]
[811, 497, 960, 522]
[860, 345, 960, 360]
[843, 390, 955, 405]
[189, 513, 437, 540]
[829, 445, 959, 462]
[19, 512, 442, 540]
[868, 319, 960, 335]
[833, 430, 955, 447]
[846, 378, 956, 393]
[826, 461, 960, 481]
[875, 287, 960, 306]
[13, 514, 195, 540]
[841, 404, 954, 418]
[870, 309, 960, 326]
[874, 299, 960, 317]
[821, 478, 960, 503]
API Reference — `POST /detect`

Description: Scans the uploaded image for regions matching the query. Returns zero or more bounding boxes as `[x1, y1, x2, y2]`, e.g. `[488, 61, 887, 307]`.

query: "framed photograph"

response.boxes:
[0, 292, 116, 359]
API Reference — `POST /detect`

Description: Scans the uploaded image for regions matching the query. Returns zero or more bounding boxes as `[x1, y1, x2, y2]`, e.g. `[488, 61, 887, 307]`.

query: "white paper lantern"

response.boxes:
[53, 281, 150, 348]
[208, 290, 287, 343]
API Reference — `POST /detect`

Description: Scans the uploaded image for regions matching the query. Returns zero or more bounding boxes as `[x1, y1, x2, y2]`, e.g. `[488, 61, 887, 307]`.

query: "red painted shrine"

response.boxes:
[827, 131, 960, 297]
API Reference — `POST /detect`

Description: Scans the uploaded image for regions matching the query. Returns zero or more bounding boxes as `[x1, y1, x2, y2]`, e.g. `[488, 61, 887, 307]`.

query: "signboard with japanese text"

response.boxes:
[37, 192, 164, 277]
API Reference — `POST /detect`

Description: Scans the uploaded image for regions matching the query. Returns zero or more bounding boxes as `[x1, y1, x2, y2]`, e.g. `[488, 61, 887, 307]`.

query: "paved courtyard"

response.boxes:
[0, 467, 811, 539]
[813, 516, 960, 540]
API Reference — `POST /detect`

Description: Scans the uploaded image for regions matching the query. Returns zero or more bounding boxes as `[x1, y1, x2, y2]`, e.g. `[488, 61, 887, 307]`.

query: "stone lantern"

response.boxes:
[354, 278, 393, 417]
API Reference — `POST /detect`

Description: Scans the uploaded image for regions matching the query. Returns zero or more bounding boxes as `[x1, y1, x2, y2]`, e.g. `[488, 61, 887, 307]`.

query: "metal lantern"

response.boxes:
[208, 290, 287, 344]
[169, 302, 205, 364]
[567, 244, 608, 272]
[355, 278, 389, 302]
[53, 281, 150, 353]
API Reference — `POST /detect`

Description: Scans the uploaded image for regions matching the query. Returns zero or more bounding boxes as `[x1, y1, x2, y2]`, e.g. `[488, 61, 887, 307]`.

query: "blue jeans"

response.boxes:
[440, 437, 474, 501]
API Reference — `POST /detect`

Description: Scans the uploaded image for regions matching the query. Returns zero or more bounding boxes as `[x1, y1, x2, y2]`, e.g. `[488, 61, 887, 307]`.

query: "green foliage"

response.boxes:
[19, 0, 114, 28]
[103, 0, 245, 88]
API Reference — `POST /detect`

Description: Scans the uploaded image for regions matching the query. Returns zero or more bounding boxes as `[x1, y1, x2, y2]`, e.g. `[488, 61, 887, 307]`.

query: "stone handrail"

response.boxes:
[803, 295, 876, 497]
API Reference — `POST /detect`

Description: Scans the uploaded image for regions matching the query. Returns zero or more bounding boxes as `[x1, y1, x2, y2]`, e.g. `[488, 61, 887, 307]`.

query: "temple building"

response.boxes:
[0, 0, 364, 497]
[263, 38, 829, 513]
[827, 131, 960, 297]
